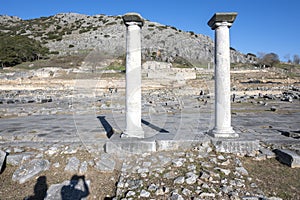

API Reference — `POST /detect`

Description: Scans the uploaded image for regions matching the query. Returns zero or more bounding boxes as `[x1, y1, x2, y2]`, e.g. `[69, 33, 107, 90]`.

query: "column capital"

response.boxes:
[208, 12, 237, 30]
[123, 13, 144, 27]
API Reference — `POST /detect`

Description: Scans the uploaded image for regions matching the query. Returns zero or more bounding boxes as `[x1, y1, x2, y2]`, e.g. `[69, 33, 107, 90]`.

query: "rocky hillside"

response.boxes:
[0, 13, 257, 65]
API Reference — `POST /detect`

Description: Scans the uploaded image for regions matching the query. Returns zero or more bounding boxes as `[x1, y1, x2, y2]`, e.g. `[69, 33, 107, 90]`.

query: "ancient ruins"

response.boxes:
[0, 11, 299, 199]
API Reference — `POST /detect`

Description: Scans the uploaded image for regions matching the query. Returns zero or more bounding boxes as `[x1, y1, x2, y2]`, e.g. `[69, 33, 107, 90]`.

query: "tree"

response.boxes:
[293, 54, 300, 65]
[258, 52, 280, 67]
[284, 54, 291, 63]
[0, 33, 49, 67]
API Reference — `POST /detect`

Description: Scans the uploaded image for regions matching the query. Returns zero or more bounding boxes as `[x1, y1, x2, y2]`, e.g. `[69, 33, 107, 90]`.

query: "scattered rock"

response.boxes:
[6, 152, 34, 166]
[185, 172, 198, 184]
[170, 192, 184, 200]
[12, 159, 50, 184]
[215, 167, 231, 176]
[45, 177, 90, 200]
[235, 167, 249, 176]
[199, 192, 215, 198]
[79, 161, 88, 174]
[95, 153, 116, 172]
[172, 158, 184, 167]
[173, 176, 185, 184]
[270, 106, 277, 112]
[259, 148, 276, 159]
[45, 147, 59, 156]
[148, 183, 158, 191]
[139, 189, 150, 197]
[64, 156, 80, 173]
[126, 190, 136, 197]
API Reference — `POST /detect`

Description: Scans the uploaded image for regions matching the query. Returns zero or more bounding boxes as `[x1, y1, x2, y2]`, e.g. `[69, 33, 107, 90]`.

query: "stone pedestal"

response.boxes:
[208, 13, 239, 138]
[122, 13, 145, 138]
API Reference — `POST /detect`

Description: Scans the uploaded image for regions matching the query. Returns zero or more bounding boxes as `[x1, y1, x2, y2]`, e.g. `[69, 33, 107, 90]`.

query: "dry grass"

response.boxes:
[242, 157, 300, 200]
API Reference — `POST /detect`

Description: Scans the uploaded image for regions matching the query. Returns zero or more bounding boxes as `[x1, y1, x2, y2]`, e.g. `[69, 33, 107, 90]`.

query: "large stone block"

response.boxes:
[274, 149, 300, 168]
[105, 140, 156, 155]
[156, 140, 207, 151]
[212, 139, 260, 156]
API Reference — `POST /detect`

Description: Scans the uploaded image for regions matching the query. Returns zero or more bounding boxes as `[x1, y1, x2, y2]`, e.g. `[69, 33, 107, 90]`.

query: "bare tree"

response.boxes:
[284, 54, 291, 63]
[293, 54, 300, 64]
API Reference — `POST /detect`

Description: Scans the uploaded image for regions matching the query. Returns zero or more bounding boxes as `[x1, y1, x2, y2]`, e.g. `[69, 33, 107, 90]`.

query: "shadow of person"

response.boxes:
[25, 176, 48, 200]
[61, 175, 89, 200]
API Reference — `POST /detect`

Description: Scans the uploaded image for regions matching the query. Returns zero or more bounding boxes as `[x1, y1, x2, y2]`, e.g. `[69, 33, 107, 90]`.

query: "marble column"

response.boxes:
[122, 13, 145, 138]
[208, 13, 239, 138]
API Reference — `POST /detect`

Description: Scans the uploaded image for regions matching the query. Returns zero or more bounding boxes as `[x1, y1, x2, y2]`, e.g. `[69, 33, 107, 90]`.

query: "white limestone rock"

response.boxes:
[12, 159, 50, 184]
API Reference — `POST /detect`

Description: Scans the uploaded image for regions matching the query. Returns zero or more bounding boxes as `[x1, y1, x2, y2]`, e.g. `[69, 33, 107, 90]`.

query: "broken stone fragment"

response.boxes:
[12, 159, 50, 184]
[274, 149, 300, 168]
[95, 153, 116, 172]
[64, 156, 80, 173]
[45, 178, 90, 200]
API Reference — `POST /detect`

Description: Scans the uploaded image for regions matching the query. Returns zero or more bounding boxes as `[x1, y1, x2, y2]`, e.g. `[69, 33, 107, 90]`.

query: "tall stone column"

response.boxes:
[122, 13, 145, 138]
[208, 13, 239, 138]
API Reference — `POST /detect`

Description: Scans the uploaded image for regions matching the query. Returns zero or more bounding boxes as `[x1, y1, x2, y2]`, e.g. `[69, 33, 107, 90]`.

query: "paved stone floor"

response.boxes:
[1, 94, 299, 153]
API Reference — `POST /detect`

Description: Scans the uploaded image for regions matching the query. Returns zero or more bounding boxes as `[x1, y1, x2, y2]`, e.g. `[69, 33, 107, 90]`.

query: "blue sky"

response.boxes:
[0, 0, 299, 61]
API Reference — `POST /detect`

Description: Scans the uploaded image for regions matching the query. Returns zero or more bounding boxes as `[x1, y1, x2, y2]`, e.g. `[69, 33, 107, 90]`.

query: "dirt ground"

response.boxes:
[0, 150, 120, 200]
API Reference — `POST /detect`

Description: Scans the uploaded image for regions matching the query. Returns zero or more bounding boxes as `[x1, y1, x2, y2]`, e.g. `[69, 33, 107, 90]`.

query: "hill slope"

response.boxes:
[0, 13, 257, 65]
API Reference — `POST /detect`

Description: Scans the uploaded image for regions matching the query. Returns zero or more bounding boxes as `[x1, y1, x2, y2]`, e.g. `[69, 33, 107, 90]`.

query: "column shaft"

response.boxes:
[124, 22, 144, 138]
[207, 13, 239, 138]
[213, 24, 234, 133]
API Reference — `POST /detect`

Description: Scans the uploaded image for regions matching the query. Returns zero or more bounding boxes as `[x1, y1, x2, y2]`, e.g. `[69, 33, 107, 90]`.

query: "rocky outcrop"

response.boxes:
[0, 13, 257, 65]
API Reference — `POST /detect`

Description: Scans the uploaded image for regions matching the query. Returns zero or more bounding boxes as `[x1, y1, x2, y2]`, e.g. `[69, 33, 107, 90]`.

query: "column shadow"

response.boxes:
[25, 176, 48, 200]
[0, 152, 8, 174]
[61, 175, 89, 200]
[97, 116, 114, 138]
[141, 119, 169, 133]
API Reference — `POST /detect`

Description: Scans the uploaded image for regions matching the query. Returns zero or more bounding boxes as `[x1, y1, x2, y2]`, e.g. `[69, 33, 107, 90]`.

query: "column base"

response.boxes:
[208, 127, 239, 138]
[122, 129, 145, 138]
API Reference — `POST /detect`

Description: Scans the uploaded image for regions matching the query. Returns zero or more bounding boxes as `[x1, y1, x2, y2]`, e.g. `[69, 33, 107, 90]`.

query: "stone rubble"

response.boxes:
[113, 144, 283, 200]
[0, 140, 295, 199]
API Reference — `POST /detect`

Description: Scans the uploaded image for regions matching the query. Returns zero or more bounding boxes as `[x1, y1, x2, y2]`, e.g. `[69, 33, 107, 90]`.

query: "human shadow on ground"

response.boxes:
[97, 116, 114, 138]
[61, 175, 89, 200]
[25, 176, 48, 200]
[141, 119, 169, 133]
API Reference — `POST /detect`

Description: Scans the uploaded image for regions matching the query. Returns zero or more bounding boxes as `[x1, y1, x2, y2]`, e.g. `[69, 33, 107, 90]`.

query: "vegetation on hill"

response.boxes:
[0, 33, 49, 67]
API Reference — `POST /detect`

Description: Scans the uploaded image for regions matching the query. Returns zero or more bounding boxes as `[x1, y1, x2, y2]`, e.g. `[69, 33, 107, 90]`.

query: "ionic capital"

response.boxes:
[123, 13, 144, 27]
[207, 12, 237, 30]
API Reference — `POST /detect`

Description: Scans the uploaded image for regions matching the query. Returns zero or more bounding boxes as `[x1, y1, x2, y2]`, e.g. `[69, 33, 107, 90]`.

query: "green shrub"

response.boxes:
[0, 33, 49, 67]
